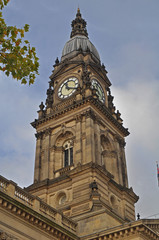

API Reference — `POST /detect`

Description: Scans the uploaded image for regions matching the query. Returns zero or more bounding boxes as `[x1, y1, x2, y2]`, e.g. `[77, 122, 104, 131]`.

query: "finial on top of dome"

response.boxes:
[77, 7, 81, 16]
[70, 8, 88, 38]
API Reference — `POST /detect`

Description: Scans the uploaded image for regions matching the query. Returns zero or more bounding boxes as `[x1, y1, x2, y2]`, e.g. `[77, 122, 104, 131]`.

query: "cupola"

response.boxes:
[61, 8, 100, 62]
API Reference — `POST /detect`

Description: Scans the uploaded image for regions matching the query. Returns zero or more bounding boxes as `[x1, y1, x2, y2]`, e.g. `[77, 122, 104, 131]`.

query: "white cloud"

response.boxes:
[112, 76, 159, 218]
[0, 73, 37, 187]
[113, 78, 159, 149]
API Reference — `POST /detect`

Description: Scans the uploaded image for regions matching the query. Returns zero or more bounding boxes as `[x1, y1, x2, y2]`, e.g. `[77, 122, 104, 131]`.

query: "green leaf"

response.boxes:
[21, 78, 27, 84]
[24, 24, 29, 32]
[5, 70, 10, 76]
[24, 40, 29, 44]
[0, 4, 39, 85]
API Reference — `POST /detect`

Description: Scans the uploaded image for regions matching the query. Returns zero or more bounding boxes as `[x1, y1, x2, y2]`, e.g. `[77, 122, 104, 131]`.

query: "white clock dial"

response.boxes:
[91, 79, 105, 103]
[58, 77, 79, 99]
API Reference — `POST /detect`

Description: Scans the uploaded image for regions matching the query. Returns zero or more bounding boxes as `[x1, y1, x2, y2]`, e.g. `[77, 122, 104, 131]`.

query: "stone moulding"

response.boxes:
[0, 175, 78, 240]
[50, 60, 110, 86]
[80, 220, 159, 240]
[31, 97, 129, 137]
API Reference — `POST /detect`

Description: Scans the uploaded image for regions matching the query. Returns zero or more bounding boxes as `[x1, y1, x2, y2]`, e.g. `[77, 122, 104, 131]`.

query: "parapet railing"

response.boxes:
[0, 175, 77, 233]
[15, 185, 34, 206]
[0, 176, 8, 192]
[39, 201, 57, 220]
[54, 164, 74, 177]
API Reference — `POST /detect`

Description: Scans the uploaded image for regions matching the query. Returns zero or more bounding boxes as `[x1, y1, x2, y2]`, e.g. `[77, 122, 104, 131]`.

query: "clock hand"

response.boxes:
[65, 82, 77, 90]
[66, 86, 77, 89]
[65, 82, 70, 90]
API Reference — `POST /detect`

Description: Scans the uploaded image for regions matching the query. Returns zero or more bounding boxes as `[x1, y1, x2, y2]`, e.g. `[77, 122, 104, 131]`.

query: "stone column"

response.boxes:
[85, 110, 95, 163]
[49, 145, 55, 179]
[94, 120, 101, 165]
[81, 115, 86, 165]
[34, 132, 43, 183]
[74, 115, 82, 166]
[114, 135, 128, 186]
[41, 128, 51, 181]
[120, 140, 128, 187]
[113, 136, 121, 185]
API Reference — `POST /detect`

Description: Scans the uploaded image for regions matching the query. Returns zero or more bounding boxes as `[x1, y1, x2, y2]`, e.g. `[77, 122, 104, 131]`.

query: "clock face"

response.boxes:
[58, 77, 79, 99]
[91, 79, 105, 103]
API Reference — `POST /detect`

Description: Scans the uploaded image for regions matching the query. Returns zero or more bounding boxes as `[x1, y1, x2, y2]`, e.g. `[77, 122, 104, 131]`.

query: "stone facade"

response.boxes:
[0, 176, 77, 240]
[0, 176, 159, 239]
[0, 8, 158, 240]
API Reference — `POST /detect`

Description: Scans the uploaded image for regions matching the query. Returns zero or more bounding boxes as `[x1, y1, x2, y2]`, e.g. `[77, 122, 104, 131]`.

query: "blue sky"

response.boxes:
[1, 0, 159, 219]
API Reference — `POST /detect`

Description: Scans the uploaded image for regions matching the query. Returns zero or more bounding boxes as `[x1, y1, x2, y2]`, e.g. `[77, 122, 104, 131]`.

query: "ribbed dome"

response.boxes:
[61, 35, 100, 62]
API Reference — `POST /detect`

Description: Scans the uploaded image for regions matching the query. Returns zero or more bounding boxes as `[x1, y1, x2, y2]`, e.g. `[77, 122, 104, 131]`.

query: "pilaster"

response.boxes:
[49, 145, 55, 179]
[41, 128, 52, 181]
[85, 111, 95, 164]
[34, 132, 43, 183]
[81, 115, 86, 165]
[75, 115, 82, 165]
[94, 120, 101, 165]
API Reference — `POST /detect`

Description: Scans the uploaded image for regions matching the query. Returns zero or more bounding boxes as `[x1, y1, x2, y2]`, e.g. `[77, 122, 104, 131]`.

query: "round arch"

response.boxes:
[52, 127, 75, 147]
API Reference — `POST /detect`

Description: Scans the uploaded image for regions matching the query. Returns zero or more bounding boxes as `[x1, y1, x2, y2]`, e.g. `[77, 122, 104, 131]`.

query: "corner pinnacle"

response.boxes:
[70, 8, 88, 38]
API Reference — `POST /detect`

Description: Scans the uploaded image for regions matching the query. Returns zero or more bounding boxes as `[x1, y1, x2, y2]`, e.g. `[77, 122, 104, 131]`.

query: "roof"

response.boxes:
[61, 35, 100, 61]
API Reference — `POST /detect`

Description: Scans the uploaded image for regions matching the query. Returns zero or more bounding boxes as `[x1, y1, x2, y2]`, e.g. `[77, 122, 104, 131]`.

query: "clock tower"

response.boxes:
[28, 9, 138, 236]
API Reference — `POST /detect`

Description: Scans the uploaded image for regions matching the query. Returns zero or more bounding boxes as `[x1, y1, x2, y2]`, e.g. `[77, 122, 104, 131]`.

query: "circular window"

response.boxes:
[58, 193, 67, 205]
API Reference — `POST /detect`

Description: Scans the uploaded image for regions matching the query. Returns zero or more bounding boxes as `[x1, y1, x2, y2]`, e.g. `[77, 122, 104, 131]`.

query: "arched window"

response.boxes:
[63, 140, 73, 167]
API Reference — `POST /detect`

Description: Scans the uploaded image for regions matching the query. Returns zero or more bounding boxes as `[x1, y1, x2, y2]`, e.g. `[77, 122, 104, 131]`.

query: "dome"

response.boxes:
[61, 8, 100, 62]
[61, 35, 100, 62]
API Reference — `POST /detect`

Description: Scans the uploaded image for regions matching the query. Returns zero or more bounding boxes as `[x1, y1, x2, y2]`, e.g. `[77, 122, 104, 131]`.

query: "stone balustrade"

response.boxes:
[0, 176, 9, 192]
[54, 165, 74, 177]
[0, 175, 77, 234]
[15, 186, 34, 206]
[39, 201, 56, 220]
[52, 97, 76, 113]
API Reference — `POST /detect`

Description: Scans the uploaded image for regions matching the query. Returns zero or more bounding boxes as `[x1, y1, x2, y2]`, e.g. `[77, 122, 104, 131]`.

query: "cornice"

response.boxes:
[80, 220, 159, 240]
[31, 96, 129, 137]
[109, 178, 139, 203]
[0, 176, 78, 240]
[89, 163, 138, 203]
[27, 162, 137, 204]
[27, 174, 71, 192]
